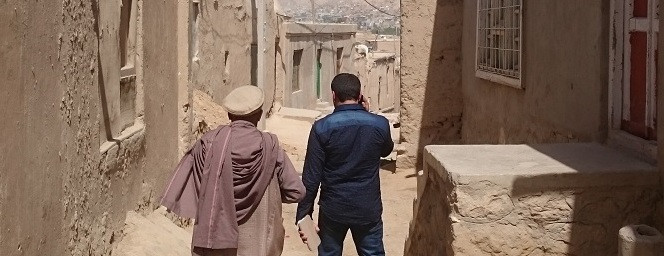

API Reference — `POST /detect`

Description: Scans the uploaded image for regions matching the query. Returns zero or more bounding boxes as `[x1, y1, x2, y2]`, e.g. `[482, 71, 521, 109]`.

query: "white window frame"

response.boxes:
[475, 0, 523, 89]
[608, 0, 658, 162]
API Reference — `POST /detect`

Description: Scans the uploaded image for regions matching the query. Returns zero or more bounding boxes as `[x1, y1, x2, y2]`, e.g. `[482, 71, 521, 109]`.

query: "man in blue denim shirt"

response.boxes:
[297, 73, 394, 256]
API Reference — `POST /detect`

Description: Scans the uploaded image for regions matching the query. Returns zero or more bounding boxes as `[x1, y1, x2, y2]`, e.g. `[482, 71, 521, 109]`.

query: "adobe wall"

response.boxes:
[177, 0, 194, 156]
[658, 0, 664, 233]
[399, 0, 464, 170]
[0, 1, 70, 254]
[191, 0, 253, 103]
[461, 0, 610, 144]
[358, 55, 399, 113]
[0, 1, 181, 255]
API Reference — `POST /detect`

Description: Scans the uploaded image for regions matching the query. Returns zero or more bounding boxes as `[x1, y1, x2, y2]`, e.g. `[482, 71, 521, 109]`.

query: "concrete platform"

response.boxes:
[406, 143, 661, 256]
[424, 143, 659, 190]
[275, 107, 322, 123]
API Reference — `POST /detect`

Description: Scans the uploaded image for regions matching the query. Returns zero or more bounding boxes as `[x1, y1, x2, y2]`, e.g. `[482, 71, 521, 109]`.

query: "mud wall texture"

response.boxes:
[658, 0, 664, 234]
[448, 189, 659, 255]
[399, 0, 464, 170]
[0, 1, 180, 255]
[403, 171, 452, 256]
[191, 0, 253, 103]
[355, 55, 400, 113]
[0, 1, 71, 254]
[461, 0, 609, 144]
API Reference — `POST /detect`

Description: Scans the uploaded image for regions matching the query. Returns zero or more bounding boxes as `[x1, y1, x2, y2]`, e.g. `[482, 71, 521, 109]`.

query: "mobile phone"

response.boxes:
[297, 216, 320, 251]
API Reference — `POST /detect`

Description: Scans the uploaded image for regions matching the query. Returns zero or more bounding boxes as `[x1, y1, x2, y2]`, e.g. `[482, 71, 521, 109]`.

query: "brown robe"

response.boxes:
[160, 120, 305, 255]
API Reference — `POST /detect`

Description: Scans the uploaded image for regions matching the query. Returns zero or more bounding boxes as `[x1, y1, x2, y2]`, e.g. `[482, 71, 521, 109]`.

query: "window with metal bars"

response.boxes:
[476, 0, 522, 88]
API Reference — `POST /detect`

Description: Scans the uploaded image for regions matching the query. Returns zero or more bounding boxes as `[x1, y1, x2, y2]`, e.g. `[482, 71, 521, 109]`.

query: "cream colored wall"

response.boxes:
[461, 0, 609, 144]
[0, 1, 182, 254]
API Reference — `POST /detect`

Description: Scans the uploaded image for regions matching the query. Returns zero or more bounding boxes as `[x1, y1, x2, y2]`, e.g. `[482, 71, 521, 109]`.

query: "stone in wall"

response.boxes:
[405, 144, 662, 256]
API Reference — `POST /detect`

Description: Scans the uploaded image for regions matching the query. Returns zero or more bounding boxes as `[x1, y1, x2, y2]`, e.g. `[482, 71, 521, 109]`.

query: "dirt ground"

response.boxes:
[267, 114, 417, 256]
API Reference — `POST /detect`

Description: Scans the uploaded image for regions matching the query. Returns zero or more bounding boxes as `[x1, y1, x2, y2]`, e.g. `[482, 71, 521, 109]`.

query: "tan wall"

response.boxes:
[658, 0, 664, 233]
[461, 0, 610, 144]
[368, 39, 400, 54]
[359, 57, 399, 113]
[399, 0, 464, 169]
[191, 0, 253, 103]
[0, 1, 180, 254]
[0, 1, 69, 254]
[177, 0, 194, 156]
[260, 0, 278, 121]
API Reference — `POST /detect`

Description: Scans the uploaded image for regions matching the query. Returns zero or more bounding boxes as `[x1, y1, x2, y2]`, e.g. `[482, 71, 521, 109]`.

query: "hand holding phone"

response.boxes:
[297, 216, 320, 251]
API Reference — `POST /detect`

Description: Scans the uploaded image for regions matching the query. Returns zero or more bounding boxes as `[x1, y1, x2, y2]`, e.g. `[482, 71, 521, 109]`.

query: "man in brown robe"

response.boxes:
[161, 86, 306, 256]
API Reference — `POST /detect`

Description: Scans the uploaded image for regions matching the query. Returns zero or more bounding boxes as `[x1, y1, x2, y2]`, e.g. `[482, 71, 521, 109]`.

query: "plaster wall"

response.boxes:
[0, 1, 181, 255]
[367, 39, 400, 55]
[356, 55, 400, 113]
[177, 0, 194, 156]
[399, 0, 464, 169]
[191, 0, 253, 103]
[658, 0, 664, 233]
[461, 0, 610, 144]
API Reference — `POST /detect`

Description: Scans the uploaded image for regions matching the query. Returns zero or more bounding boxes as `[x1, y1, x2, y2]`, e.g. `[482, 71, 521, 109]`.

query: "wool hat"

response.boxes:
[221, 85, 264, 116]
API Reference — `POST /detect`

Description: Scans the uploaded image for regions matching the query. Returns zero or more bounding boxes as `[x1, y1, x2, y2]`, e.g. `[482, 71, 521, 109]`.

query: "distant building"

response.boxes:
[365, 38, 400, 54]
[354, 52, 400, 114]
[276, 22, 357, 110]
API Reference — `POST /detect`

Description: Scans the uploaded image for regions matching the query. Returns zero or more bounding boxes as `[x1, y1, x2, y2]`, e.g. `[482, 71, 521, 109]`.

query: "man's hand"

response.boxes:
[361, 97, 370, 111]
[298, 224, 320, 245]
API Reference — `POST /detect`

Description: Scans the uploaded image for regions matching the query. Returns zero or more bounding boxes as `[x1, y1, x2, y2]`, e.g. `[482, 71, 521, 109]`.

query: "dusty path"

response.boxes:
[267, 114, 417, 256]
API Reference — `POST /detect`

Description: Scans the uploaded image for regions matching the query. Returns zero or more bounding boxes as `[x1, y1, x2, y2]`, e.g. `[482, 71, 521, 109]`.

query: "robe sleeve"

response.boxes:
[160, 138, 207, 219]
[273, 136, 306, 204]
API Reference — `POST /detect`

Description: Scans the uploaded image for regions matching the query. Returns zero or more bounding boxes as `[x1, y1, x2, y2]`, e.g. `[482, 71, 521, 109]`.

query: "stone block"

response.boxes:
[405, 143, 661, 256]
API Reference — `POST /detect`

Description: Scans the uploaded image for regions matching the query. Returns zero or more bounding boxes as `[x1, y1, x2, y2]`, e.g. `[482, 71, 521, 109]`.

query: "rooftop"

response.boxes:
[283, 22, 357, 35]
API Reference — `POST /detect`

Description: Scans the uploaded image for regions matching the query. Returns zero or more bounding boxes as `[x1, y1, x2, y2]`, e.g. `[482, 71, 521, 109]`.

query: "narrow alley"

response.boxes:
[113, 106, 416, 256]
[3, 0, 664, 255]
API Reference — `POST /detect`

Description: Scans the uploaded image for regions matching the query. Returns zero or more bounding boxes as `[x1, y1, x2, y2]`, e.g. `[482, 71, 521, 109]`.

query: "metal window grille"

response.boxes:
[476, 0, 522, 85]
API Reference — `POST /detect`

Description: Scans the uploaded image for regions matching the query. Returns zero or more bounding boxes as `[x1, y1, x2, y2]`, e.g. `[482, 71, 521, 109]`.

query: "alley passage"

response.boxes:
[114, 110, 416, 256]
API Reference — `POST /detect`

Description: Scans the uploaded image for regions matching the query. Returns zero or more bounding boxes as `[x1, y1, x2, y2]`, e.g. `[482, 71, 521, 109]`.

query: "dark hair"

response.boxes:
[331, 73, 361, 102]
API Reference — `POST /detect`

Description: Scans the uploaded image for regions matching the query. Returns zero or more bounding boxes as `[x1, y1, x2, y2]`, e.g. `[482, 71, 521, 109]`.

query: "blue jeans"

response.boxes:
[318, 214, 385, 256]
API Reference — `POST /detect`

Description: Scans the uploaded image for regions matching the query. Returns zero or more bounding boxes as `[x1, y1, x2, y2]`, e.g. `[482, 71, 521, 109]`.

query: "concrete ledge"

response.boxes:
[424, 143, 659, 190]
[276, 107, 322, 123]
[406, 143, 661, 256]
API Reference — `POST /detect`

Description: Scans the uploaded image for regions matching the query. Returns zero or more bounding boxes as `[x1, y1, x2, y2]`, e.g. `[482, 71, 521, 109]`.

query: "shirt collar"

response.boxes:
[230, 120, 257, 128]
[333, 103, 366, 113]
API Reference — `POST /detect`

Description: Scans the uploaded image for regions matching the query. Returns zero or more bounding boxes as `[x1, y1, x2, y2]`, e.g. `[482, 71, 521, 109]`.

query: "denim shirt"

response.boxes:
[296, 104, 394, 225]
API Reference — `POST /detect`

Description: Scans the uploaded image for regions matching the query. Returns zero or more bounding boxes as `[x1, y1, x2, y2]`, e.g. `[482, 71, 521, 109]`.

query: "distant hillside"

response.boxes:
[277, 0, 399, 16]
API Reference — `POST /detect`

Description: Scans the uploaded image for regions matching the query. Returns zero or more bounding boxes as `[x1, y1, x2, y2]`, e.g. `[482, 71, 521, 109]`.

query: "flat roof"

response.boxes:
[368, 52, 397, 60]
[424, 143, 659, 190]
[284, 22, 357, 35]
